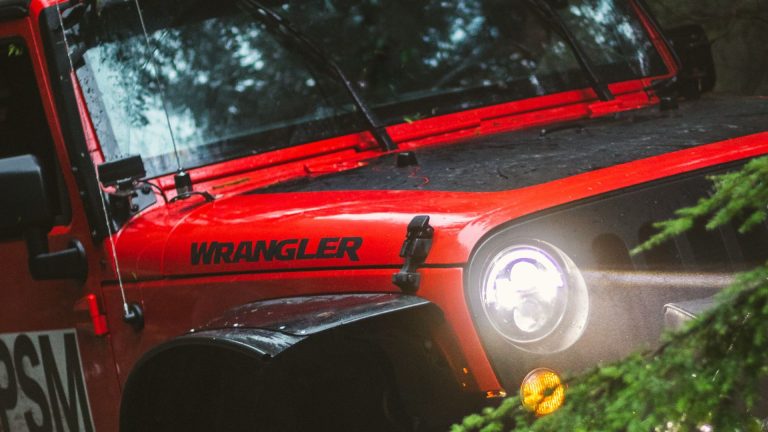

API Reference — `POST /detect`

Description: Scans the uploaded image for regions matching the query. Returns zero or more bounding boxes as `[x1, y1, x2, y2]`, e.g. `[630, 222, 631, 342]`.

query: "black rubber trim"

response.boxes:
[39, 6, 108, 241]
[202, 293, 434, 336]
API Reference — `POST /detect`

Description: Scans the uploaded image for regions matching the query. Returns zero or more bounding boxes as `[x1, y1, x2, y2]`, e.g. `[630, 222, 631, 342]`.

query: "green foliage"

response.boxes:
[453, 157, 768, 431]
[646, 0, 768, 95]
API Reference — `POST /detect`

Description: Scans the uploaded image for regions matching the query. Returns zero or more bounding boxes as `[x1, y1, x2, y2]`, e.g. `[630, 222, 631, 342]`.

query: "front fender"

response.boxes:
[200, 292, 434, 335]
[120, 293, 437, 431]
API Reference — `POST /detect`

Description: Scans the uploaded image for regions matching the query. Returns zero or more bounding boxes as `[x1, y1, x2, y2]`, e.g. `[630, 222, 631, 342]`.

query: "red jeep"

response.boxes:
[0, 0, 765, 430]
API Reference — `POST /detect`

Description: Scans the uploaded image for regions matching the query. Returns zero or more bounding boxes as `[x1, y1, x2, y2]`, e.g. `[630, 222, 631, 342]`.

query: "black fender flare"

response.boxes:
[119, 293, 438, 430]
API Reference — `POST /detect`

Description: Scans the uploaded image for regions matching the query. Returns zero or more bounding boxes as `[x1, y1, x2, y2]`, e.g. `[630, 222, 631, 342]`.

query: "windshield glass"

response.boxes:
[72, 0, 667, 177]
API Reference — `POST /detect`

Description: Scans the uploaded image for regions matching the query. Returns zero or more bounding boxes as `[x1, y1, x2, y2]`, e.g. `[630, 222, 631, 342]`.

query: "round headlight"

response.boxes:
[478, 240, 588, 353]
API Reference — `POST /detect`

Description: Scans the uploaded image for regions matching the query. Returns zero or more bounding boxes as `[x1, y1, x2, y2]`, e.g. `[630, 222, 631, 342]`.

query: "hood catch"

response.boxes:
[393, 215, 434, 293]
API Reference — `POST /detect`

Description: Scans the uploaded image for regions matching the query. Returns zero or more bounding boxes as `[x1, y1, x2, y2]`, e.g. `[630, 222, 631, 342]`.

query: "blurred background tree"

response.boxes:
[646, 0, 768, 95]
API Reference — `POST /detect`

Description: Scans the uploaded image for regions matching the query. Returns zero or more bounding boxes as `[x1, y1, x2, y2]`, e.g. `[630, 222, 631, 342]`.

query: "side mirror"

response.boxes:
[666, 24, 716, 99]
[0, 155, 87, 281]
[0, 154, 54, 230]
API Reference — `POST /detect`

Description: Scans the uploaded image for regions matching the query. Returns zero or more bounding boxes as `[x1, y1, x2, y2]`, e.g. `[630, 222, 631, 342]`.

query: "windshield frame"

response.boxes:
[68, 0, 677, 184]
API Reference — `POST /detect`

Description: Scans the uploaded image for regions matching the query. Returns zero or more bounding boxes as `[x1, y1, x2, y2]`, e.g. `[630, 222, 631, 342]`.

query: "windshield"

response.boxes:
[72, 0, 668, 177]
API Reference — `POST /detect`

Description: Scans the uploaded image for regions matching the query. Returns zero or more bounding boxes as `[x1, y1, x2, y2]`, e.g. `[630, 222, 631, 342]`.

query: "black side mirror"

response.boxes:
[666, 24, 716, 99]
[0, 154, 53, 230]
[0, 155, 87, 281]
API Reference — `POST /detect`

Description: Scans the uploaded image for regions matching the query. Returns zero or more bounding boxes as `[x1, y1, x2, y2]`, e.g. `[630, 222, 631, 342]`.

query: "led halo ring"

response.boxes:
[478, 239, 589, 354]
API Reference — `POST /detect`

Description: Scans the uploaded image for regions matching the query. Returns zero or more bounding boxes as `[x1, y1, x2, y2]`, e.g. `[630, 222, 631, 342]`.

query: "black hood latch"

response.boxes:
[393, 215, 434, 293]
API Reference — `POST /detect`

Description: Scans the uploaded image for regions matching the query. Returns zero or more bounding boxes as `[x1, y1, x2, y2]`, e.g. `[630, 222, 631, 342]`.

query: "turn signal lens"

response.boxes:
[520, 368, 565, 416]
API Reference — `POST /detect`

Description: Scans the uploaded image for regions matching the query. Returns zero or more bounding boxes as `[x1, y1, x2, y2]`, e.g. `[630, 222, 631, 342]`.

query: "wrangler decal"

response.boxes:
[191, 237, 363, 265]
[0, 329, 94, 432]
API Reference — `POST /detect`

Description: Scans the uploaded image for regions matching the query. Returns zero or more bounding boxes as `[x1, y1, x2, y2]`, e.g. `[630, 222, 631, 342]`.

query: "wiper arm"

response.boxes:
[525, 0, 614, 102]
[240, 0, 397, 151]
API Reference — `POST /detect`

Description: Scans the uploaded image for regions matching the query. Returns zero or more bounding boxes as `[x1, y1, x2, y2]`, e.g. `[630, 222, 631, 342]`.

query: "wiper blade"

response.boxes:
[240, 0, 397, 151]
[525, 0, 614, 102]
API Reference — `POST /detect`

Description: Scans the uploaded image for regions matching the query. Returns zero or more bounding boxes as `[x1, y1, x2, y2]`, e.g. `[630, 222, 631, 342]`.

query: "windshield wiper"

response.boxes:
[525, 0, 614, 102]
[240, 0, 397, 152]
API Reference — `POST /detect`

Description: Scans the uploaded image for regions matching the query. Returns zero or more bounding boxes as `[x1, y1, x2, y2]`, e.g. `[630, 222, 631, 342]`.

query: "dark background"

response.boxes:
[648, 0, 768, 96]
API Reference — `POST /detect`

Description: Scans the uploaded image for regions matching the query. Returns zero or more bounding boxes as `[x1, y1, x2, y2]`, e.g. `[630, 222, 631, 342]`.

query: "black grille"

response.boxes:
[610, 213, 768, 273]
[502, 161, 766, 274]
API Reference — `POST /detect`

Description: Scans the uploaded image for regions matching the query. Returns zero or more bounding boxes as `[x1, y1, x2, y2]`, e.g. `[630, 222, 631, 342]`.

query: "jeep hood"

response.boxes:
[113, 96, 768, 280]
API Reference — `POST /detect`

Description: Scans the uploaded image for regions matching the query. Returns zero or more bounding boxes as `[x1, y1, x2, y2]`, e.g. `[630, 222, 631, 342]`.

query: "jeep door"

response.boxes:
[0, 8, 119, 432]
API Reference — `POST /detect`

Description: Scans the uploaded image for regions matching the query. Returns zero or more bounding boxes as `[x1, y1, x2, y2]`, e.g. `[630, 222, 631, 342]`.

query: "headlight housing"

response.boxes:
[476, 239, 589, 354]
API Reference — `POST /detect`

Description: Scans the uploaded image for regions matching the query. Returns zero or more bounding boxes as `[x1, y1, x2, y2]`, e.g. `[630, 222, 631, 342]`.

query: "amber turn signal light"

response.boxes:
[520, 368, 566, 416]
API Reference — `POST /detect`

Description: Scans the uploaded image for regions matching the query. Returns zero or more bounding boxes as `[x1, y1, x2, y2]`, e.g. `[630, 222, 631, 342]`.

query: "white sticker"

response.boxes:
[0, 329, 94, 432]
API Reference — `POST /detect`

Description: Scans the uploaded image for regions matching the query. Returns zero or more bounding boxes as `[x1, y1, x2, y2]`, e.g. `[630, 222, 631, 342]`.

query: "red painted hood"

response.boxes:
[115, 189, 493, 279]
[113, 132, 768, 280]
